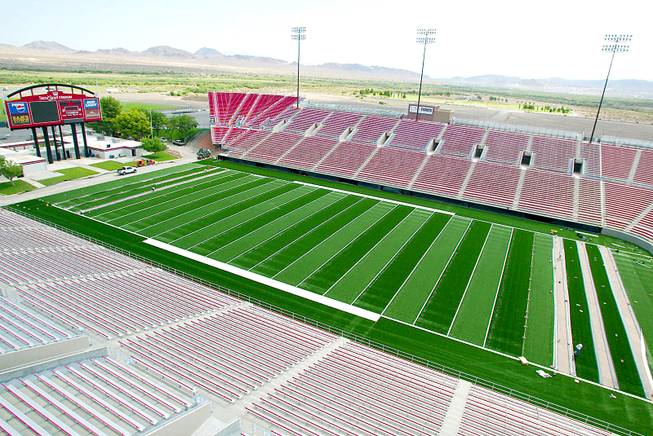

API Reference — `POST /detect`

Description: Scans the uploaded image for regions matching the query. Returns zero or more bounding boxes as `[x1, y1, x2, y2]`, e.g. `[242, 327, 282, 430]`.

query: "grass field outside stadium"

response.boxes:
[8, 159, 653, 434]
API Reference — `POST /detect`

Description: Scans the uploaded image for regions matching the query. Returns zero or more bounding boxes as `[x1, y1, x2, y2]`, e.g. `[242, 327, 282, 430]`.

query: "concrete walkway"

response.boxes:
[599, 246, 653, 399]
[552, 236, 575, 376]
[576, 241, 619, 389]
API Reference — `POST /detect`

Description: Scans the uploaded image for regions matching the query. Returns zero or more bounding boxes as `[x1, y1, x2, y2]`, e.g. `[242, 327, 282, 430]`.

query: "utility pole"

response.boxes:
[415, 28, 436, 122]
[588, 34, 632, 144]
[291, 26, 307, 109]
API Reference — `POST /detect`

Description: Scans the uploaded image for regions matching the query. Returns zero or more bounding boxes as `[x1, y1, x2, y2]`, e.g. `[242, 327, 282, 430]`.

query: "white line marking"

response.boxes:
[412, 218, 473, 324]
[144, 238, 380, 322]
[294, 180, 454, 216]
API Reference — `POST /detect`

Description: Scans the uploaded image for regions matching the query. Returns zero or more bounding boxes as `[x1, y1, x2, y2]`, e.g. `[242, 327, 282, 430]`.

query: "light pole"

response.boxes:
[415, 28, 436, 122]
[291, 26, 307, 109]
[588, 34, 632, 144]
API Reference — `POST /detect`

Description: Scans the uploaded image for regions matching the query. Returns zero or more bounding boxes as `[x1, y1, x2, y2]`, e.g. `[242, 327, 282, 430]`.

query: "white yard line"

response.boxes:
[214, 192, 345, 261]
[321, 209, 416, 296]
[351, 211, 432, 305]
[180, 186, 316, 249]
[144, 238, 380, 322]
[284, 204, 396, 284]
[600, 246, 653, 399]
[447, 225, 494, 336]
[293, 180, 454, 216]
[245, 197, 366, 272]
[382, 215, 455, 317]
[481, 229, 514, 347]
[553, 236, 576, 376]
[96, 170, 232, 220]
[138, 177, 275, 235]
[412, 219, 473, 325]
[577, 241, 619, 388]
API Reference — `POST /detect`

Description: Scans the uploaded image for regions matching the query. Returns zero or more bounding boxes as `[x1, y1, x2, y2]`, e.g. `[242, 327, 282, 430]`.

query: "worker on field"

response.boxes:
[574, 343, 583, 357]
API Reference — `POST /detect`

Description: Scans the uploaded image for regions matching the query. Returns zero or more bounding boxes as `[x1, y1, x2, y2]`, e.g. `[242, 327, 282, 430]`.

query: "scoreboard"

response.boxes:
[4, 89, 102, 130]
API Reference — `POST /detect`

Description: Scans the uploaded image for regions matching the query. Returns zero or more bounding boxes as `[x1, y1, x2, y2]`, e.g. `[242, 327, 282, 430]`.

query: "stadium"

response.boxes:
[1, 5, 653, 435]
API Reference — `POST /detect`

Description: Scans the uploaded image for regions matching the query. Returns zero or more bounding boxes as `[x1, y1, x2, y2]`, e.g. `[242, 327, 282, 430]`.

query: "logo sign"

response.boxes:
[7, 102, 31, 126]
[59, 99, 83, 122]
[408, 104, 434, 115]
[84, 98, 101, 119]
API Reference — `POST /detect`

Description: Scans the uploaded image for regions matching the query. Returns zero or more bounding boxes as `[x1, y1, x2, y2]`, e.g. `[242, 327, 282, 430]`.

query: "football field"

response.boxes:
[43, 162, 646, 396]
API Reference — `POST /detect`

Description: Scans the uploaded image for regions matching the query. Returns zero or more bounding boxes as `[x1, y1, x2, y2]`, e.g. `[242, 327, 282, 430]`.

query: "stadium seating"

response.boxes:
[357, 147, 425, 187]
[350, 115, 399, 143]
[604, 182, 653, 230]
[208, 92, 297, 129]
[284, 109, 332, 134]
[439, 125, 485, 157]
[316, 141, 378, 177]
[464, 162, 520, 207]
[0, 357, 197, 434]
[388, 119, 444, 151]
[580, 142, 601, 177]
[518, 170, 575, 220]
[601, 144, 637, 181]
[17, 270, 235, 339]
[484, 130, 529, 165]
[279, 136, 339, 169]
[530, 136, 577, 173]
[412, 155, 472, 197]
[246, 132, 303, 163]
[0, 296, 76, 354]
[578, 178, 603, 226]
[121, 306, 335, 403]
[634, 149, 653, 186]
[316, 111, 363, 139]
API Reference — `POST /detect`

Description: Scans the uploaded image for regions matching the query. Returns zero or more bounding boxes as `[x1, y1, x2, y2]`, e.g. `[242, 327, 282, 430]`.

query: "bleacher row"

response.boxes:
[0, 208, 614, 434]
[209, 92, 653, 242]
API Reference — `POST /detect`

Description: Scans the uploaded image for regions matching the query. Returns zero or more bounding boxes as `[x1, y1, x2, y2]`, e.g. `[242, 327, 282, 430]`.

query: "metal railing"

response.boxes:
[6, 205, 642, 436]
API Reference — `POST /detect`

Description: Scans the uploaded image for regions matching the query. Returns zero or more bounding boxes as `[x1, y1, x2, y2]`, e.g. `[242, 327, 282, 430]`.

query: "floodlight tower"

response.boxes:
[415, 28, 436, 122]
[588, 34, 632, 144]
[291, 26, 307, 109]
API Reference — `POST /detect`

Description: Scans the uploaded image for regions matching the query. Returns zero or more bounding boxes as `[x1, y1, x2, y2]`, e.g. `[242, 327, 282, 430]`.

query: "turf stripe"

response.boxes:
[325, 211, 430, 303]
[252, 198, 378, 276]
[152, 182, 298, 241]
[127, 176, 273, 233]
[302, 206, 414, 295]
[586, 244, 644, 396]
[415, 221, 492, 333]
[229, 195, 360, 270]
[275, 203, 396, 285]
[91, 170, 237, 220]
[210, 193, 345, 262]
[448, 225, 512, 345]
[353, 213, 451, 313]
[175, 187, 326, 251]
[523, 233, 555, 366]
[382, 216, 471, 323]
[561, 239, 599, 382]
[485, 229, 534, 356]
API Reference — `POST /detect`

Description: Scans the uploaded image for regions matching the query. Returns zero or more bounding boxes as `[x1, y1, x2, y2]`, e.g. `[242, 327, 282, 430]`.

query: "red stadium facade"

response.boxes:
[3, 84, 102, 163]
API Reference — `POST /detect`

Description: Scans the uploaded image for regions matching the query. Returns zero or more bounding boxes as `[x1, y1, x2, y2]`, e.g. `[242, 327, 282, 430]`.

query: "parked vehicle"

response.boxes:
[117, 166, 137, 176]
[173, 139, 186, 146]
[196, 149, 211, 160]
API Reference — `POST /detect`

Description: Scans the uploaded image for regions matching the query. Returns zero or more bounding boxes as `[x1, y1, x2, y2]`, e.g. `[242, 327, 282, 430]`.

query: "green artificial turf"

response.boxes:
[522, 233, 555, 366]
[7, 198, 653, 434]
[485, 229, 534, 355]
[585, 244, 644, 396]
[415, 221, 492, 333]
[40, 167, 98, 186]
[563, 239, 600, 382]
[0, 180, 36, 195]
[383, 216, 471, 322]
[449, 226, 512, 345]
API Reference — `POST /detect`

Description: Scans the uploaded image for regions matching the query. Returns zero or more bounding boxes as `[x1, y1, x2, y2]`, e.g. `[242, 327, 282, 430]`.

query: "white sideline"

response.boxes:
[293, 181, 455, 216]
[143, 238, 381, 322]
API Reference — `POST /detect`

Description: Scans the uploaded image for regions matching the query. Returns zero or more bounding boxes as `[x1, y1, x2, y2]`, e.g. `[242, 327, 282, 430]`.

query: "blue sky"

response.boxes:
[1, 0, 650, 80]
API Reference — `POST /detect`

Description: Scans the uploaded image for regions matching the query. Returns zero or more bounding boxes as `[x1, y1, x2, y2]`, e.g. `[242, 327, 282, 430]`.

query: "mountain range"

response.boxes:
[2, 41, 653, 98]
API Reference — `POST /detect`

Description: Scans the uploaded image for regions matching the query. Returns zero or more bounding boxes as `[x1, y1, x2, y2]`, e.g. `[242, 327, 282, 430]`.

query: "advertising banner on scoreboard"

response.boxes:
[83, 98, 101, 120]
[6, 102, 31, 127]
[59, 99, 84, 122]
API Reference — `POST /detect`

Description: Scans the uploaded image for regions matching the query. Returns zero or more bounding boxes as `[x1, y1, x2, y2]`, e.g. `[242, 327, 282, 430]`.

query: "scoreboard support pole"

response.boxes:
[50, 126, 60, 161]
[81, 123, 90, 158]
[58, 125, 66, 159]
[41, 127, 53, 164]
[70, 124, 81, 159]
[30, 128, 41, 158]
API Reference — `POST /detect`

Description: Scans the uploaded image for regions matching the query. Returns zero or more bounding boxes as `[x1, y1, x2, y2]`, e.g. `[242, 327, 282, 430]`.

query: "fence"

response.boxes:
[6, 205, 641, 436]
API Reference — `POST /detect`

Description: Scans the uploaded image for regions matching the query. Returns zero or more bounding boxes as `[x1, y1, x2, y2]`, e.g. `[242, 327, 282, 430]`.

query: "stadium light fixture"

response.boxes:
[588, 33, 632, 144]
[291, 26, 307, 109]
[415, 28, 436, 122]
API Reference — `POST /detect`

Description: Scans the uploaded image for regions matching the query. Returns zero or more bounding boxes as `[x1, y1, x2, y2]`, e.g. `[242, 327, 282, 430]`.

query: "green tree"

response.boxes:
[0, 156, 23, 185]
[149, 111, 168, 136]
[141, 137, 166, 153]
[168, 115, 198, 140]
[113, 109, 150, 140]
[89, 96, 122, 135]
